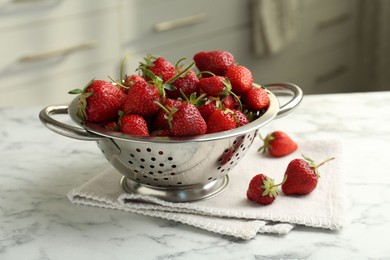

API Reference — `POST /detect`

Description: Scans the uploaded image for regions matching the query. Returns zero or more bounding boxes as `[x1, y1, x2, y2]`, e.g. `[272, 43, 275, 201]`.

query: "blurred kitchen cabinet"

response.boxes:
[245, 0, 362, 94]
[0, 0, 366, 106]
[119, 0, 252, 73]
[0, 0, 121, 106]
[120, 0, 362, 94]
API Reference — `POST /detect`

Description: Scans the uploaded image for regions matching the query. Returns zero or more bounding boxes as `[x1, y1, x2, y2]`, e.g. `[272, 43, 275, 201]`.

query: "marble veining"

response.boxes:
[1, 91, 390, 259]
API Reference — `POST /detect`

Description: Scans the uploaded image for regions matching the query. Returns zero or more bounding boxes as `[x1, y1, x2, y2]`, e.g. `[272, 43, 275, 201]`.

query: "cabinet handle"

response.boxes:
[316, 13, 351, 31]
[314, 65, 348, 84]
[12, 0, 50, 3]
[153, 13, 208, 33]
[19, 41, 96, 63]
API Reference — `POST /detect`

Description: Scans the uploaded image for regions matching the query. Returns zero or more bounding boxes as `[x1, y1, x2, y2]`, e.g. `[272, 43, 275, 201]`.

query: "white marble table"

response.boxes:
[1, 91, 390, 259]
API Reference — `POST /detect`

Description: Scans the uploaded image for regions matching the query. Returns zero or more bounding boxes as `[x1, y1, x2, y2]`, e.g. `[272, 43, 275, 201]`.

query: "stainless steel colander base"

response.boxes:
[120, 175, 229, 202]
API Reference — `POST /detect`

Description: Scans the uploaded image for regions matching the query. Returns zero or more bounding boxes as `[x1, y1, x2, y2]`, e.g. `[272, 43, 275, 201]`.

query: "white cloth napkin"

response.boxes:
[69, 137, 345, 240]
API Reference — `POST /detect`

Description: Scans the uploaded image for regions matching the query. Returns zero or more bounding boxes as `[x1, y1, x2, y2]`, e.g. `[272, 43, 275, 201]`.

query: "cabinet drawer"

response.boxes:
[0, 60, 118, 107]
[288, 43, 359, 94]
[248, 40, 358, 93]
[121, 0, 250, 52]
[0, 8, 120, 91]
[0, 0, 119, 29]
[298, 0, 359, 53]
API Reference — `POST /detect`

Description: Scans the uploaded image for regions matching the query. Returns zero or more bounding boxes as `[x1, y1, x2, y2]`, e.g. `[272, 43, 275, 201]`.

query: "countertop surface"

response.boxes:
[1, 91, 390, 259]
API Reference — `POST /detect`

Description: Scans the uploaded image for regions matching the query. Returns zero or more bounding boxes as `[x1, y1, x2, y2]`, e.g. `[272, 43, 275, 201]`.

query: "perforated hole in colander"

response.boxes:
[215, 133, 256, 175]
[125, 146, 182, 184]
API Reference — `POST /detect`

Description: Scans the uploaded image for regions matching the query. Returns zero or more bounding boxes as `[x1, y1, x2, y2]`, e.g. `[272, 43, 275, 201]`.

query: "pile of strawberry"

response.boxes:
[69, 50, 270, 137]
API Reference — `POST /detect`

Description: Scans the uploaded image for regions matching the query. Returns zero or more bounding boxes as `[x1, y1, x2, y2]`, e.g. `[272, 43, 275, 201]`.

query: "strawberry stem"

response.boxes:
[174, 57, 187, 72]
[120, 53, 130, 83]
[154, 101, 177, 130]
[302, 154, 335, 177]
[197, 71, 216, 78]
[165, 61, 195, 85]
[108, 75, 127, 89]
[316, 157, 335, 168]
[229, 90, 243, 111]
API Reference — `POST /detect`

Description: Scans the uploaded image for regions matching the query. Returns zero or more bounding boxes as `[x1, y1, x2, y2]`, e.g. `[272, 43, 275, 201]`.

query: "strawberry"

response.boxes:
[193, 50, 235, 76]
[233, 109, 249, 127]
[168, 69, 199, 99]
[207, 109, 237, 134]
[225, 65, 253, 95]
[198, 76, 231, 97]
[222, 94, 240, 109]
[259, 131, 298, 157]
[247, 174, 283, 205]
[122, 77, 162, 118]
[198, 97, 219, 122]
[69, 79, 126, 123]
[282, 155, 335, 195]
[170, 102, 207, 136]
[139, 55, 176, 83]
[152, 98, 182, 131]
[150, 129, 170, 137]
[119, 114, 149, 136]
[123, 74, 145, 90]
[157, 102, 207, 137]
[104, 121, 119, 131]
[243, 85, 270, 111]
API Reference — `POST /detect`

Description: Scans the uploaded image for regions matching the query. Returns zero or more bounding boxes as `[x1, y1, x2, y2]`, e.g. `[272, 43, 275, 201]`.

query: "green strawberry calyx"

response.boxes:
[68, 78, 95, 121]
[258, 132, 275, 153]
[138, 53, 157, 75]
[302, 154, 335, 177]
[179, 90, 206, 107]
[261, 175, 287, 198]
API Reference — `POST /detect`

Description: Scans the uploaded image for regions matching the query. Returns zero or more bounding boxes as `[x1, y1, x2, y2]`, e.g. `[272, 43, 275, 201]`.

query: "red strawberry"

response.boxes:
[123, 74, 145, 90]
[222, 94, 240, 109]
[193, 50, 235, 76]
[259, 131, 298, 157]
[233, 109, 249, 127]
[198, 98, 219, 122]
[104, 121, 119, 131]
[207, 109, 237, 134]
[243, 86, 270, 111]
[119, 114, 149, 136]
[225, 65, 253, 95]
[168, 69, 199, 99]
[69, 79, 126, 123]
[150, 129, 170, 137]
[152, 98, 182, 131]
[139, 55, 176, 82]
[247, 174, 282, 205]
[123, 78, 162, 118]
[282, 155, 335, 195]
[170, 102, 207, 136]
[198, 76, 231, 97]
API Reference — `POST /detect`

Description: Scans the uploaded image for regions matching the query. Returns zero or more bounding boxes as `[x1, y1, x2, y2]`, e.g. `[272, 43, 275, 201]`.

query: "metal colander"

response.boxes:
[40, 83, 302, 202]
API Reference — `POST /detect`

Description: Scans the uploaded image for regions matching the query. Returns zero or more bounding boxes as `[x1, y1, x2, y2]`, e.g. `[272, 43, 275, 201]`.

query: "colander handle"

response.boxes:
[39, 105, 102, 141]
[264, 82, 303, 118]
